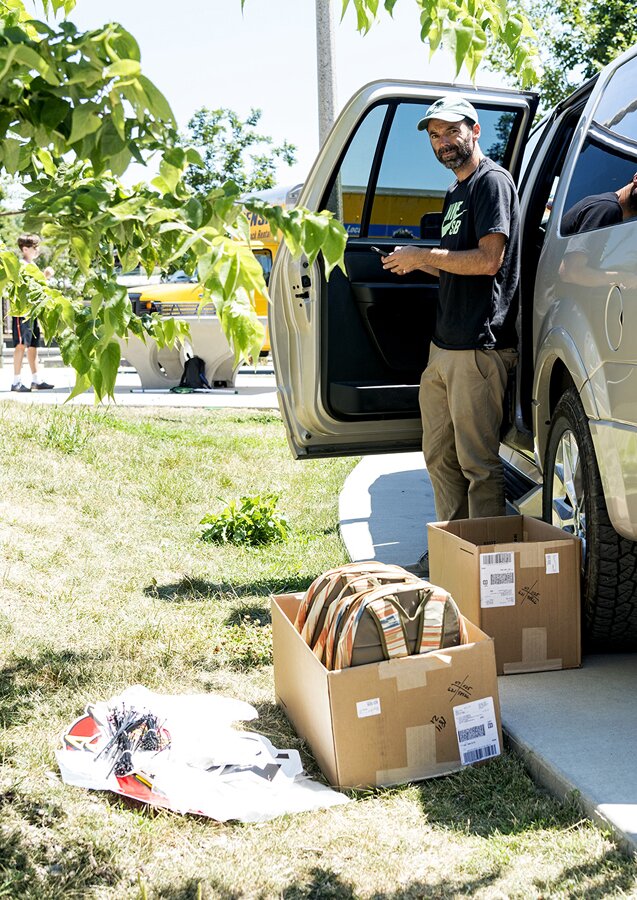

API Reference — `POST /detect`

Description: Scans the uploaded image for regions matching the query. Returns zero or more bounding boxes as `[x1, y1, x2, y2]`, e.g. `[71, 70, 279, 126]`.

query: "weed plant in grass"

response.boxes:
[0, 402, 636, 898]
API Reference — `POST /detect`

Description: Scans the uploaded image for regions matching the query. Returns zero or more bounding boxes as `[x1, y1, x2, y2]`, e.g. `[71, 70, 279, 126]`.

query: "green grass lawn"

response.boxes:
[1, 403, 636, 899]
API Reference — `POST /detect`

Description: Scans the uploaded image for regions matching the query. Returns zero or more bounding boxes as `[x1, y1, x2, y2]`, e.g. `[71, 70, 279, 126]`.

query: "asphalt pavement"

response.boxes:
[340, 453, 637, 854]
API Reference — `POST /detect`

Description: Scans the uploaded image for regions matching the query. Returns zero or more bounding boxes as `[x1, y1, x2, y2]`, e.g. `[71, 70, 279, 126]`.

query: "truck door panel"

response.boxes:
[270, 82, 537, 457]
[324, 245, 437, 418]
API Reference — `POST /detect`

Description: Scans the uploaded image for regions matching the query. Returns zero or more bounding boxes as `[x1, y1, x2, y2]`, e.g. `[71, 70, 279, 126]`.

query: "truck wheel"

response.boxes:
[542, 388, 637, 648]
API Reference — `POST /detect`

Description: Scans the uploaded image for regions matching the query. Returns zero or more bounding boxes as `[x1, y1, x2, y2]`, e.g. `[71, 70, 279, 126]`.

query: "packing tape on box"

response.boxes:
[502, 627, 562, 674]
[378, 652, 453, 691]
[518, 544, 549, 569]
[375, 723, 450, 784]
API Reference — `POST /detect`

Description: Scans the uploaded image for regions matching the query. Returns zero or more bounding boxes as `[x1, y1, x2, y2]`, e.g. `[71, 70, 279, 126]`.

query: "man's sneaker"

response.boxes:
[10, 383, 30, 392]
[405, 550, 430, 579]
[31, 381, 54, 390]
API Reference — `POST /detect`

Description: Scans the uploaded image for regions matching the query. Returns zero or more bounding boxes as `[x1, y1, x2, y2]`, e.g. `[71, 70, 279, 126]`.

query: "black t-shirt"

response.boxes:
[561, 192, 622, 236]
[434, 157, 520, 350]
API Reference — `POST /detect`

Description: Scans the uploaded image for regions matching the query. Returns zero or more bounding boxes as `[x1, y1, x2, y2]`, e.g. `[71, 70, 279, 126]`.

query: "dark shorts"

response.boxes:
[12, 316, 41, 348]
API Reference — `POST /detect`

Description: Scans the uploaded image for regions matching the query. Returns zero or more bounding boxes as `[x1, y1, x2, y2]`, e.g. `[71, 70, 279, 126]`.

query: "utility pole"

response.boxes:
[315, 0, 337, 147]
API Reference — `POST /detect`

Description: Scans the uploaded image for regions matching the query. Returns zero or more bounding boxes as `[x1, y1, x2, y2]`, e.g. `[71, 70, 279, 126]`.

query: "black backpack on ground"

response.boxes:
[180, 355, 211, 390]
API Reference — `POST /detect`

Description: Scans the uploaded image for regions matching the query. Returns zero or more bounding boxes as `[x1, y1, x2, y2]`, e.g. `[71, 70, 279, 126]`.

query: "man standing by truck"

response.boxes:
[383, 96, 520, 573]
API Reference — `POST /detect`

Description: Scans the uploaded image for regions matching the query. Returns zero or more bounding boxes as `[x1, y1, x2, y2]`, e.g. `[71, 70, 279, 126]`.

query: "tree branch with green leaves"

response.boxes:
[484, 0, 637, 110]
[0, 0, 346, 399]
[3, 0, 540, 401]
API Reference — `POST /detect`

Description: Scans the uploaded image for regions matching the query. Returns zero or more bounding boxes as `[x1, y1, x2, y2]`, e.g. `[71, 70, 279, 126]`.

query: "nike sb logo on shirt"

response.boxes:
[441, 201, 465, 237]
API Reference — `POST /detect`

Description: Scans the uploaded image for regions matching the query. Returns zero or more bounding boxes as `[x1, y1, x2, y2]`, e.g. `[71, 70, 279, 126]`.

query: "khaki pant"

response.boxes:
[419, 345, 518, 521]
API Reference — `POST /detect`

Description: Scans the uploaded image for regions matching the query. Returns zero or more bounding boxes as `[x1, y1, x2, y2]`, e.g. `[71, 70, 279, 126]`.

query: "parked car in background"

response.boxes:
[269, 48, 637, 648]
[128, 245, 273, 355]
[115, 262, 161, 288]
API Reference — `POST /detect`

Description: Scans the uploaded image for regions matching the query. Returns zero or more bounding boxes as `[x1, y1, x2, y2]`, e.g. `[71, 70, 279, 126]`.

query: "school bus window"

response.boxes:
[254, 249, 273, 285]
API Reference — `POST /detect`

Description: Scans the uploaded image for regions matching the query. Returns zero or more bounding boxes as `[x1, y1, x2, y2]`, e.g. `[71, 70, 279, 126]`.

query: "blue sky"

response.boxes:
[42, 1, 505, 186]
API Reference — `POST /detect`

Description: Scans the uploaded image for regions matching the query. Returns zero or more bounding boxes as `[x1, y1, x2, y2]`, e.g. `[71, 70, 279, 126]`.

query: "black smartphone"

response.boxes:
[371, 246, 389, 257]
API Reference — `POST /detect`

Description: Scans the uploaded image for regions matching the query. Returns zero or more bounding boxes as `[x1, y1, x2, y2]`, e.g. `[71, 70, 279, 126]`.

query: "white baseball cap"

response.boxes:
[417, 96, 479, 131]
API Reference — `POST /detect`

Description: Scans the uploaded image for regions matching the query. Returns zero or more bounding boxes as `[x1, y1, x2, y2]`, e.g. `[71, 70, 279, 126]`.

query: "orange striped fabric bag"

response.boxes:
[295, 561, 419, 648]
[331, 580, 468, 671]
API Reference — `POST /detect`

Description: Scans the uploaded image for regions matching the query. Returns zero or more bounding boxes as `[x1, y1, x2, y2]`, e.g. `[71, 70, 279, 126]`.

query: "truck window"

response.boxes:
[560, 56, 637, 234]
[370, 106, 523, 240]
[323, 104, 387, 237]
[593, 56, 637, 142]
[324, 100, 526, 241]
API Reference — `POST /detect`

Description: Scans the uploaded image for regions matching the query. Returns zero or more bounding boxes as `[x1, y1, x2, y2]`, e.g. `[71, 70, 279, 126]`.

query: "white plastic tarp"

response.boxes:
[56, 685, 349, 823]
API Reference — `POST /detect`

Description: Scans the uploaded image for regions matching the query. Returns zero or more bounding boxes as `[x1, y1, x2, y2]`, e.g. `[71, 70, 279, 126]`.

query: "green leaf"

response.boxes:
[98, 119, 126, 158]
[138, 75, 175, 123]
[14, 43, 59, 85]
[104, 59, 142, 79]
[96, 340, 121, 398]
[70, 234, 91, 275]
[152, 158, 181, 194]
[69, 103, 101, 144]
[106, 146, 132, 177]
[40, 96, 71, 130]
[450, 21, 475, 75]
[0, 251, 20, 281]
[184, 197, 204, 229]
[3, 137, 21, 173]
[301, 215, 328, 263]
[321, 218, 348, 279]
[66, 371, 91, 402]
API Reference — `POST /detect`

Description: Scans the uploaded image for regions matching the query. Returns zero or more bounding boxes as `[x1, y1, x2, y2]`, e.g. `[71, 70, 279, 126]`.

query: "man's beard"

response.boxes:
[628, 181, 637, 213]
[437, 137, 473, 170]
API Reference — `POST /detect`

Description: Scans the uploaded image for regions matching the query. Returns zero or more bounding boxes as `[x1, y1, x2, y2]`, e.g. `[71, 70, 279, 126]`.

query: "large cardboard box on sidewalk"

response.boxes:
[271, 592, 503, 790]
[427, 516, 581, 675]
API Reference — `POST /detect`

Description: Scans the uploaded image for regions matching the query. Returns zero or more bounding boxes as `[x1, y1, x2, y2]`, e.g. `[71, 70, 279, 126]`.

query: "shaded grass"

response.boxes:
[0, 403, 636, 899]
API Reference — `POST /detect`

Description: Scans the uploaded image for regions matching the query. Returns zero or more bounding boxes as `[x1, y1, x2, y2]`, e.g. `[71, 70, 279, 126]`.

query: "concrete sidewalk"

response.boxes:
[339, 452, 637, 855]
[0, 353, 279, 410]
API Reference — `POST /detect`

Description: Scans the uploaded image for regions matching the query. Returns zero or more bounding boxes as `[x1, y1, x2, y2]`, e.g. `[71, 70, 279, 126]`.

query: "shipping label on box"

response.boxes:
[453, 697, 500, 765]
[479, 551, 516, 607]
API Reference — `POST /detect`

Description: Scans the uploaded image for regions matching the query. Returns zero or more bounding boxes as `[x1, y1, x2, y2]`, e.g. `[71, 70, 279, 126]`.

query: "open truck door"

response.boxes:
[270, 81, 538, 458]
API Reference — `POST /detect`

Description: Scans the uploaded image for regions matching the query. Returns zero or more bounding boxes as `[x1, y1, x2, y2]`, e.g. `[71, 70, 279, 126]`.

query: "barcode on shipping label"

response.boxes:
[453, 697, 500, 766]
[357, 698, 381, 719]
[545, 552, 560, 574]
[480, 551, 515, 607]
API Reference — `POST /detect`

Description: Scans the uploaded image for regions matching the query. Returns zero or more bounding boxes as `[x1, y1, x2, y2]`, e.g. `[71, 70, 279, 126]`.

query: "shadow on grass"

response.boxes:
[0, 648, 112, 728]
[144, 574, 314, 604]
[282, 866, 503, 899]
[249, 699, 325, 782]
[153, 868, 503, 900]
[224, 603, 271, 627]
[534, 851, 637, 898]
[276, 859, 637, 900]
[0, 806, 120, 898]
[396, 751, 583, 839]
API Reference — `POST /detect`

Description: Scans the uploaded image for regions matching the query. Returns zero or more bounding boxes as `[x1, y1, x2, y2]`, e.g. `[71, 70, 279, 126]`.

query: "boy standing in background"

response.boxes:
[11, 233, 54, 392]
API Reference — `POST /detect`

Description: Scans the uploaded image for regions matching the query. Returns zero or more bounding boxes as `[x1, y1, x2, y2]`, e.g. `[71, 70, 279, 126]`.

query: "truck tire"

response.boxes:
[542, 388, 637, 648]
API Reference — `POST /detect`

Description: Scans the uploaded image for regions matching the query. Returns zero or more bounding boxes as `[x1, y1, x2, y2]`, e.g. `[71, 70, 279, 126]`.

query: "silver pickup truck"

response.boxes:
[269, 47, 637, 649]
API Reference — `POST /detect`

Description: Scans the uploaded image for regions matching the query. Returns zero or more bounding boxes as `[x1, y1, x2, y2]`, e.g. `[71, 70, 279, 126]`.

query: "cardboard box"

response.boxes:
[427, 516, 581, 675]
[271, 592, 503, 789]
